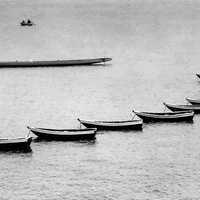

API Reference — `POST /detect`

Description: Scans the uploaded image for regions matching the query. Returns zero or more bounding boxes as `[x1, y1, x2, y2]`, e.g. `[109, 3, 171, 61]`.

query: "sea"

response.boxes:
[0, 0, 200, 199]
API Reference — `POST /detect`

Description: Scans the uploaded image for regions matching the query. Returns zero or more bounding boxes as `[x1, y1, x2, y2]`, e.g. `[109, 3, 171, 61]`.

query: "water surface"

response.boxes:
[0, 0, 200, 199]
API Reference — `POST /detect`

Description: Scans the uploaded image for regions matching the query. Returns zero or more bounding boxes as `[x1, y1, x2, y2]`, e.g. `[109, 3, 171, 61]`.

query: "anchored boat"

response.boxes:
[186, 98, 200, 105]
[77, 118, 143, 130]
[20, 21, 33, 26]
[0, 58, 112, 67]
[133, 110, 194, 122]
[164, 102, 200, 113]
[0, 136, 32, 151]
[27, 126, 97, 141]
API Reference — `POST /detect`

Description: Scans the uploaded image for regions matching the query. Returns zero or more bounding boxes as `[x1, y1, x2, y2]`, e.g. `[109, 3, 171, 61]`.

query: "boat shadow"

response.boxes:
[141, 120, 195, 130]
[0, 63, 111, 69]
[33, 137, 96, 144]
[142, 120, 194, 125]
[0, 147, 32, 154]
[96, 129, 143, 134]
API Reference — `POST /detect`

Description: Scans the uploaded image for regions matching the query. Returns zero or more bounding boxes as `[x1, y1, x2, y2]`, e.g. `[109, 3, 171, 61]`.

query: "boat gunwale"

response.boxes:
[28, 126, 97, 132]
[134, 111, 194, 118]
[0, 136, 32, 144]
[163, 102, 200, 109]
[28, 127, 97, 136]
[77, 118, 143, 126]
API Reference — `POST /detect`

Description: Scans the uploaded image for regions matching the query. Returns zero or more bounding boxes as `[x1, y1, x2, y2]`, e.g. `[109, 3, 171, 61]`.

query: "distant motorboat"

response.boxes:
[0, 57, 112, 67]
[20, 19, 34, 26]
[20, 21, 33, 26]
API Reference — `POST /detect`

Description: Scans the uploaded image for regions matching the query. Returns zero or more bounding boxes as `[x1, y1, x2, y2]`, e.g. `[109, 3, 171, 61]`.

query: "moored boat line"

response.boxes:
[2, 66, 200, 153]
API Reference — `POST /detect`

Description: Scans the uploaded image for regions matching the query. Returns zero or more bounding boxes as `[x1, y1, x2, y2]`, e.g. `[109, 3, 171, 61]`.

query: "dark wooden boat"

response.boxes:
[77, 118, 143, 130]
[186, 98, 200, 105]
[20, 19, 34, 26]
[164, 102, 200, 113]
[196, 73, 200, 79]
[0, 58, 112, 67]
[27, 126, 97, 141]
[0, 136, 32, 151]
[20, 22, 33, 26]
[133, 110, 194, 122]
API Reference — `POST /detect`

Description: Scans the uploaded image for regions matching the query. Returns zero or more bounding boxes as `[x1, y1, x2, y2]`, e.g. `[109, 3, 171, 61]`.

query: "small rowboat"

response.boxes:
[133, 110, 194, 122]
[186, 98, 200, 105]
[20, 19, 34, 26]
[0, 58, 112, 67]
[196, 73, 200, 79]
[77, 118, 143, 130]
[164, 102, 200, 113]
[27, 126, 97, 141]
[20, 21, 33, 26]
[0, 136, 32, 151]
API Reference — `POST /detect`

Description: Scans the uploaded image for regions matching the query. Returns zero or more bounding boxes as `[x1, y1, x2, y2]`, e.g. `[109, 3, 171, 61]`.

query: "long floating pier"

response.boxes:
[0, 57, 112, 67]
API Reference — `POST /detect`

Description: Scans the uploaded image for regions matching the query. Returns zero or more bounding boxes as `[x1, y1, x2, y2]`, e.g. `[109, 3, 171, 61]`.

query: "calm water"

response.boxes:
[0, 0, 200, 199]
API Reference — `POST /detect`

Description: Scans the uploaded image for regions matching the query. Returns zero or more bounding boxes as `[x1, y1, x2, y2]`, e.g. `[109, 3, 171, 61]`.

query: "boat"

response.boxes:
[196, 73, 200, 79]
[27, 126, 97, 141]
[0, 58, 112, 67]
[20, 19, 34, 26]
[0, 136, 32, 151]
[77, 118, 143, 130]
[20, 21, 33, 26]
[163, 102, 200, 113]
[133, 110, 194, 122]
[186, 98, 200, 105]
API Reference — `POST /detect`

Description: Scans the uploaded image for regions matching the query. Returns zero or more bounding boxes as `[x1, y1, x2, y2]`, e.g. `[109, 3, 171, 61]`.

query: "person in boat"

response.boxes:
[27, 19, 32, 24]
[21, 20, 26, 25]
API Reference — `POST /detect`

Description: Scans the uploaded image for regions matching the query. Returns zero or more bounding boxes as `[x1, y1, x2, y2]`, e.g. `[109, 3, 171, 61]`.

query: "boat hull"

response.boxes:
[0, 137, 32, 151]
[134, 112, 194, 122]
[186, 98, 200, 105]
[28, 127, 97, 141]
[0, 58, 112, 67]
[21, 23, 33, 26]
[164, 103, 200, 113]
[78, 119, 143, 130]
